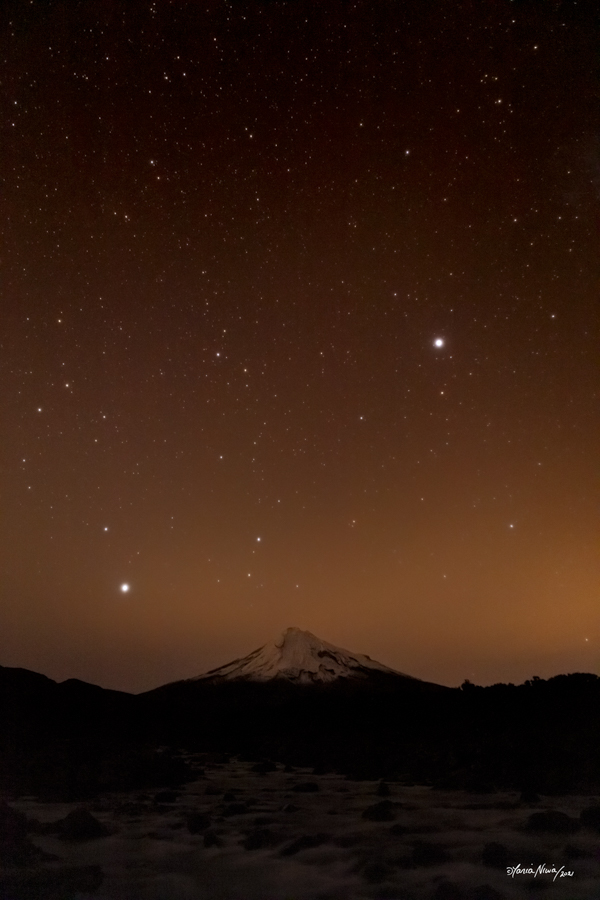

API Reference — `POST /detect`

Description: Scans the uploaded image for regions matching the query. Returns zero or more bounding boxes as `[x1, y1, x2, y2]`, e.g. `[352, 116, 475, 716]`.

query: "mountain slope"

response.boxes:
[185, 627, 422, 685]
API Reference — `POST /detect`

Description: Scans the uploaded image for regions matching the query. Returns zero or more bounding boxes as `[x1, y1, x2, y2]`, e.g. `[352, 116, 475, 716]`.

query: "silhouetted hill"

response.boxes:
[0, 665, 188, 800]
[2, 657, 600, 799]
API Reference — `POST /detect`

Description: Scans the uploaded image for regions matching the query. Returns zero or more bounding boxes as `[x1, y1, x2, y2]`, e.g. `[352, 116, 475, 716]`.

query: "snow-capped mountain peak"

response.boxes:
[193, 627, 418, 684]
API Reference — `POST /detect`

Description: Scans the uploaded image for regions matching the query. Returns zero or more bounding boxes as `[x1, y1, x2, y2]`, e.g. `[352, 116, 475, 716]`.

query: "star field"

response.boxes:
[1, 1, 598, 691]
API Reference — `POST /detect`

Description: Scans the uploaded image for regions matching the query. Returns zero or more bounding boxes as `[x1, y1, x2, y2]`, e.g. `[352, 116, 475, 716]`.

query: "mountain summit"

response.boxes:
[191, 627, 419, 685]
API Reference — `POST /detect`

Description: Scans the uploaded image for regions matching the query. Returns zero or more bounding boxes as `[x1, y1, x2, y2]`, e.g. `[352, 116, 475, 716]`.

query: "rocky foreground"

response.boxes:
[3, 755, 600, 900]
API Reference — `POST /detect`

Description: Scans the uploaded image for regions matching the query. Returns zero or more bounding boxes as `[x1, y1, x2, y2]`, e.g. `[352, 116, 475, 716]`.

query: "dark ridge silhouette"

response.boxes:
[2, 638, 600, 800]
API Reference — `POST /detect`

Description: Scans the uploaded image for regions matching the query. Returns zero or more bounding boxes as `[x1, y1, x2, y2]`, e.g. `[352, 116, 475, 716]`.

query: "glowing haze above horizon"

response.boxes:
[1, 1, 598, 694]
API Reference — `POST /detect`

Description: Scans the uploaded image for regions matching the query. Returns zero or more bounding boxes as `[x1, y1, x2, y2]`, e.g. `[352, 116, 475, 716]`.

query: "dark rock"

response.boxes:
[281, 803, 300, 813]
[564, 843, 591, 859]
[222, 802, 248, 816]
[372, 889, 404, 900]
[362, 800, 396, 821]
[312, 764, 330, 775]
[0, 836, 57, 866]
[0, 801, 29, 843]
[580, 805, 600, 830]
[523, 882, 550, 892]
[154, 790, 179, 803]
[482, 842, 509, 868]
[283, 764, 294, 773]
[254, 816, 274, 825]
[114, 801, 148, 816]
[48, 807, 109, 841]
[432, 884, 465, 900]
[335, 832, 363, 847]
[186, 812, 211, 834]
[465, 779, 495, 794]
[204, 753, 229, 765]
[376, 781, 391, 797]
[251, 761, 277, 773]
[291, 782, 319, 793]
[520, 789, 541, 804]
[222, 791, 237, 801]
[361, 860, 393, 883]
[205, 784, 221, 795]
[0, 864, 103, 899]
[526, 810, 579, 834]
[0, 802, 51, 867]
[390, 823, 409, 835]
[242, 828, 277, 850]
[280, 833, 330, 856]
[411, 840, 449, 866]
[203, 829, 221, 847]
[471, 887, 505, 900]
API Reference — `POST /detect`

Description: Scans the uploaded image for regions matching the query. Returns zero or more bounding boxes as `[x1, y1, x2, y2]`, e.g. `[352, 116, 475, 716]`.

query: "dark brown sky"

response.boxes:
[1, 0, 598, 693]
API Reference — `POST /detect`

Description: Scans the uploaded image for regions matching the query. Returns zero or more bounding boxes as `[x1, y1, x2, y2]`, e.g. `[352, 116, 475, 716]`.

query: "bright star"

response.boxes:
[434, 338, 444, 348]
[120, 583, 130, 592]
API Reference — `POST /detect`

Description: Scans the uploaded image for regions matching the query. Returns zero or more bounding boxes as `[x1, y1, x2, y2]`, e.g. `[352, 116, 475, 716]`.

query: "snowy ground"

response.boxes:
[12, 756, 600, 900]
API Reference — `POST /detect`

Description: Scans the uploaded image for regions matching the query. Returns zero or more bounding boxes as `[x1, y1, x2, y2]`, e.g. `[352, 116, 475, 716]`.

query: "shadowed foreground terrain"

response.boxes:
[4, 757, 600, 899]
[2, 665, 600, 897]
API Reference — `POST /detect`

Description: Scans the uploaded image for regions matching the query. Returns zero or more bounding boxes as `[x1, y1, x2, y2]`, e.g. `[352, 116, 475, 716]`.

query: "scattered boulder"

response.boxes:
[376, 780, 391, 797]
[520, 789, 541, 804]
[203, 829, 221, 848]
[281, 803, 300, 813]
[0, 836, 55, 867]
[432, 883, 465, 900]
[580, 806, 600, 830]
[471, 887, 505, 900]
[482, 842, 509, 868]
[254, 815, 275, 826]
[334, 832, 363, 848]
[222, 791, 237, 801]
[291, 782, 319, 793]
[46, 807, 109, 841]
[186, 812, 211, 834]
[526, 810, 579, 834]
[0, 800, 57, 867]
[0, 801, 29, 843]
[114, 801, 148, 817]
[564, 843, 592, 859]
[280, 833, 330, 856]
[222, 802, 248, 817]
[154, 790, 179, 803]
[361, 859, 394, 883]
[465, 779, 495, 794]
[242, 828, 277, 850]
[251, 761, 277, 773]
[411, 840, 449, 866]
[0, 864, 103, 899]
[362, 800, 396, 821]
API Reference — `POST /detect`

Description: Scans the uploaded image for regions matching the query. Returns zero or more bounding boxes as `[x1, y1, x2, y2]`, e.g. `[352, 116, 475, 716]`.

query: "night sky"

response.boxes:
[2, 0, 598, 693]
